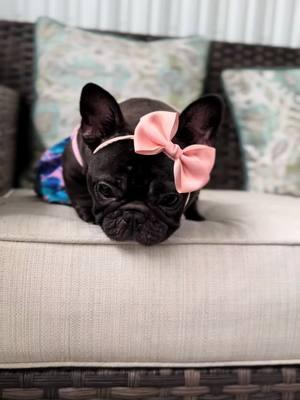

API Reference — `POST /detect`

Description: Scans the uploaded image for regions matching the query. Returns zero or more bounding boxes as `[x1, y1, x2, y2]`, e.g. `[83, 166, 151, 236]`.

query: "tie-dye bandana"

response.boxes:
[35, 137, 71, 205]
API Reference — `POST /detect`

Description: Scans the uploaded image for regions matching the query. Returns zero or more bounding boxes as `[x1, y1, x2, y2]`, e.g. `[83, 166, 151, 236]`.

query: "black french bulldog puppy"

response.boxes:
[62, 83, 223, 245]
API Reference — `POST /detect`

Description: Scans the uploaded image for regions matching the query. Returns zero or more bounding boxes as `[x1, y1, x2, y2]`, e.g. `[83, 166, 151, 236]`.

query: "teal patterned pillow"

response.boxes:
[222, 69, 300, 196]
[33, 17, 210, 148]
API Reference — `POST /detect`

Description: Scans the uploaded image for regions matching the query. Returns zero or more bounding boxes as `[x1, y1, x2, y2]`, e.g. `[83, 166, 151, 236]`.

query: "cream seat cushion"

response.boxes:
[0, 189, 299, 368]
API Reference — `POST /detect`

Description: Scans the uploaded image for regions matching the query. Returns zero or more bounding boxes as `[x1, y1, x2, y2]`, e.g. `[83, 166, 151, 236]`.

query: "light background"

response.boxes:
[0, 0, 300, 47]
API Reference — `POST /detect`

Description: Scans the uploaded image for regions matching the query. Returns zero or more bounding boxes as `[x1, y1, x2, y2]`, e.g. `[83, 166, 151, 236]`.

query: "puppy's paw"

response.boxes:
[184, 202, 205, 221]
[185, 210, 205, 221]
[75, 206, 95, 224]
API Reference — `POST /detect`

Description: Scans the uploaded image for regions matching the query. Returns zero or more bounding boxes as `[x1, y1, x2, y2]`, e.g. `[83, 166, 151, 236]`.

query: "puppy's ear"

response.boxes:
[175, 95, 223, 147]
[80, 83, 125, 150]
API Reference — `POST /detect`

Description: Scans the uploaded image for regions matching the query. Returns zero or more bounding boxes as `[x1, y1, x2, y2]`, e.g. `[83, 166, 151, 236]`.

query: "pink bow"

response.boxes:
[134, 111, 216, 193]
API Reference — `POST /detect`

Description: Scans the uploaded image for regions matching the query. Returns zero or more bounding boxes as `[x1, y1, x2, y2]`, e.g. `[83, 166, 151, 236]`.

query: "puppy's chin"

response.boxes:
[100, 208, 172, 245]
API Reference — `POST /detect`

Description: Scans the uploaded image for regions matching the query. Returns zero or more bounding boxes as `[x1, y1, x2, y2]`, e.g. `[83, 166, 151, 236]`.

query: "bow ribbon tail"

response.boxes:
[174, 147, 216, 193]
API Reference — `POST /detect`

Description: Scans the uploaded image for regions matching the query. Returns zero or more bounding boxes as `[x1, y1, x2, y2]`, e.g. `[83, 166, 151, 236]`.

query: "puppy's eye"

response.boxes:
[159, 193, 180, 207]
[96, 182, 115, 198]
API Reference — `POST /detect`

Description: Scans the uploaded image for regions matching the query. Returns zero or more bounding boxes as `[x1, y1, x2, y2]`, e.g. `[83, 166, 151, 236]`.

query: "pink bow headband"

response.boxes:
[72, 111, 216, 193]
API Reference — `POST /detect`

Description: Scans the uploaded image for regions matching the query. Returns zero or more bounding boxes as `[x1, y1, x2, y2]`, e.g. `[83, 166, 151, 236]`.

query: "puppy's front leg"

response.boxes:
[66, 172, 95, 223]
[184, 196, 205, 221]
[73, 194, 95, 224]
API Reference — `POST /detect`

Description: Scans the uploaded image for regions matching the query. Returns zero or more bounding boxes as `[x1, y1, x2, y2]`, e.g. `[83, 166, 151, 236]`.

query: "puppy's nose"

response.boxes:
[123, 210, 146, 225]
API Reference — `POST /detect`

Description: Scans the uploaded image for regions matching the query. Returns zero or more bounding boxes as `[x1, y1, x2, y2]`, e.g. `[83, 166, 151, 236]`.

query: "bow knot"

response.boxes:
[134, 111, 216, 193]
[165, 142, 182, 160]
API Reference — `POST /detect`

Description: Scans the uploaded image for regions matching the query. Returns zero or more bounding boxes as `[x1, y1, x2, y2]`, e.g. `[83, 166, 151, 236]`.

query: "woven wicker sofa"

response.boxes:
[0, 20, 300, 400]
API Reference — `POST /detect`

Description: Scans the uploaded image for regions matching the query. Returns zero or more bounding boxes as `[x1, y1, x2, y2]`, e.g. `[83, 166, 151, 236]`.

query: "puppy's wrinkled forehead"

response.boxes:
[88, 140, 175, 192]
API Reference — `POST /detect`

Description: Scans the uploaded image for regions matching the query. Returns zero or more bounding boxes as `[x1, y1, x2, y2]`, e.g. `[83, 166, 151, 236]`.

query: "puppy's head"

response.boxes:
[79, 83, 223, 245]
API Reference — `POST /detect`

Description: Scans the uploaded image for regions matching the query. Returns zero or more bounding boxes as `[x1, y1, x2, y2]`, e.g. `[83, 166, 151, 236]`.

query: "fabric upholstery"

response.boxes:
[0, 189, 299, 368]
[204, 41, 300, 190]
[222, 68, 300, 196]
[33, 17, 209, 148]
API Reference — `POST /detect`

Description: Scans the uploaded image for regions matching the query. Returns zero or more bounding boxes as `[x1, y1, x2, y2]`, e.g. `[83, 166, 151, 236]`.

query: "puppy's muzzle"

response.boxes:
[121, 202, 147, 231]
[101, 201, 170, 245]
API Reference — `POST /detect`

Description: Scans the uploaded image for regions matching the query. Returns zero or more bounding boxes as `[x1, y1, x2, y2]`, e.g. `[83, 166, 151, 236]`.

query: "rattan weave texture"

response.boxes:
[0, 20, 34, 183]
[1, 367, 300, 399]
[0, 86, 18, 195]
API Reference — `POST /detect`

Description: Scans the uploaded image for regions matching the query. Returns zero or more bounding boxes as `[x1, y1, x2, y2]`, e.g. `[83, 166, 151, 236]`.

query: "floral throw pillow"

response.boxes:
[33, 17, 210, 148]
[222, 69, 300, 196]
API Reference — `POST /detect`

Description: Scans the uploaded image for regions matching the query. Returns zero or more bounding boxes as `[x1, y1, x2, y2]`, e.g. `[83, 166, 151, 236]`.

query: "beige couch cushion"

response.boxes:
[0, 189, 299, 368]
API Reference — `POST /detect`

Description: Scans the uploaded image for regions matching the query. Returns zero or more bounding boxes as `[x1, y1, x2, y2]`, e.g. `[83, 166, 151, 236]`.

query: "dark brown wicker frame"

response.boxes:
[1, 366, 300, 399]
[1, 20, 300, 399]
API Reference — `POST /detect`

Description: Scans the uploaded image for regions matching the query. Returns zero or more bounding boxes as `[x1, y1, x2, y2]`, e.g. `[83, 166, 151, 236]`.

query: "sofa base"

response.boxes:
[1, 366, 300, 399]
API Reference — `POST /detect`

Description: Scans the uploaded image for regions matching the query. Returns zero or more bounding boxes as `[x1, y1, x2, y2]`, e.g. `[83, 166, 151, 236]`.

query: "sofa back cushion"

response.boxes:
[0, 21, 300, 189]
[222, 68, 300, 196]
[33, 17, 210, 149]
[203, 41, 300, 189]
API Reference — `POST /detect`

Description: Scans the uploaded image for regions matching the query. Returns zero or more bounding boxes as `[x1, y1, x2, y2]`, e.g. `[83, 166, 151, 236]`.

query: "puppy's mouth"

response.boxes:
[99, 203, 174, 245]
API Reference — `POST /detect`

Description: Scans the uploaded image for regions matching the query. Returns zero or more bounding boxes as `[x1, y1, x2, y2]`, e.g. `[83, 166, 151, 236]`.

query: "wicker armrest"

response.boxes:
[0, 86, 19, 195]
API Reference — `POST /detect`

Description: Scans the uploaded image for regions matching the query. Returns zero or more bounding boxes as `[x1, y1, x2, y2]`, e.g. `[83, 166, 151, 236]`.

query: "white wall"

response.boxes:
[0, 0, 299, 48]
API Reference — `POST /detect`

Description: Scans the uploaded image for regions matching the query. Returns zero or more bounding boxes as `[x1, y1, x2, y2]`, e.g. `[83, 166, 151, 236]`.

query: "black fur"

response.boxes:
[62, 83, 223, 245]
